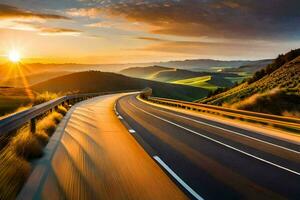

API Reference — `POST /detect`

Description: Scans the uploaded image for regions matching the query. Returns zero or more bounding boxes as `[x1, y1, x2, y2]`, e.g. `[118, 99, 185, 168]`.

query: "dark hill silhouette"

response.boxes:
[32, 71, 208, 101]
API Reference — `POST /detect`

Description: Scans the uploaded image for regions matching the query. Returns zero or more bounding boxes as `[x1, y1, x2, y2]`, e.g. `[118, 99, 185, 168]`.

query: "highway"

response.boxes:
[18, 93, 187, 200]
[116, 94, 300, 200]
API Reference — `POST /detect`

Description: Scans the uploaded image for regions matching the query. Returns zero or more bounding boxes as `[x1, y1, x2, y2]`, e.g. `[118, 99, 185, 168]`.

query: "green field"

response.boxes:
[171, 76, 219, 91]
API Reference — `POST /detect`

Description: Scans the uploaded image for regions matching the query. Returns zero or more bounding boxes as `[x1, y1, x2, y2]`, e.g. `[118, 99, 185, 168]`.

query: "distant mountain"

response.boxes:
[223, 59, 273, 73]
[152, 59, 272, 72]
[32, 71, 209, 101]
[200, 49, 300, 116]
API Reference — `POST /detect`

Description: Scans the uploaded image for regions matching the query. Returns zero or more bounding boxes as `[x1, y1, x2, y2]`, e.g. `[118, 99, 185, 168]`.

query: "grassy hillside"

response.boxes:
[120, 66, 241, 91]
[32, 71, 208, 101]
[120, 66, 171, 79]
[172, 76, 218, 90]
[200, 50, 300, 116]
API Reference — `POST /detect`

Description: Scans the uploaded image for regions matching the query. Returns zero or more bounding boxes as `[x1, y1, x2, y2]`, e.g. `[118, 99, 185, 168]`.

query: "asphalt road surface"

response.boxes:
[18, 93, 187, 200]
[116, 94, 300, 200]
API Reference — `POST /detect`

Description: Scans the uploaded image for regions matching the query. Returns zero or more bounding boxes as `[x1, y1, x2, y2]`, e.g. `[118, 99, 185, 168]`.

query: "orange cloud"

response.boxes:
[80, 0, 300, 40]
[66, 8, 101, 18]
[0, 4, 81, 36]
[0, 3, 69, 20]
[39, 28, 82, 36]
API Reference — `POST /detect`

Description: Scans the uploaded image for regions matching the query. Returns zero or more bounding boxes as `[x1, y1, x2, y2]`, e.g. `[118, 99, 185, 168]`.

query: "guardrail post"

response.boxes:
[30, 118, 36, 133]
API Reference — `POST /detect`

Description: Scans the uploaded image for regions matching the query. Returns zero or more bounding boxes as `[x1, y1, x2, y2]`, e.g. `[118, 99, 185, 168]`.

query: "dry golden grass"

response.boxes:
[11, 127, 43, 159]
[230, 88, 300, 116]
[0, 109, 66, 199]
[33, 91, 59, 106]
[0, 148, 31, 200]
[36, 112, 63, 136]
[282, 111, 300, 118]
[57, 105, 68, 116]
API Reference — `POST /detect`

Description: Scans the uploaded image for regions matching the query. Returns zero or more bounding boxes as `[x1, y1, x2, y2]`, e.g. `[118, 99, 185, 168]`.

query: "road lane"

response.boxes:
[116, 94, 300, 199]
[19, 93, 187, 200]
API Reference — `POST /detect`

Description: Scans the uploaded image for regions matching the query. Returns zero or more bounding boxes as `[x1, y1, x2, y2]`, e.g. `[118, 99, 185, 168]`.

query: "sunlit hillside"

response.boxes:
[120, 66, 241, 91]
[201, 49, 300, 116]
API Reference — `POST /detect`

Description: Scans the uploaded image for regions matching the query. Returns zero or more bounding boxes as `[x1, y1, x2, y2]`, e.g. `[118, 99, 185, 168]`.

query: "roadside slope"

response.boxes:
[200, 54, 300, 116]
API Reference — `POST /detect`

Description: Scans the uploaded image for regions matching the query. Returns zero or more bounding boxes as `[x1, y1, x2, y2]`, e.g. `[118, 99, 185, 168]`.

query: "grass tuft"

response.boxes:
[57, 105, 68, 116]
[33, 91, 58, 106]
[52, 112, 63, 124]
[36, 111, 63, 136]
[0, 108, 67, 199]
[11, 127, 43, 159]
[34, 131, 49, 146]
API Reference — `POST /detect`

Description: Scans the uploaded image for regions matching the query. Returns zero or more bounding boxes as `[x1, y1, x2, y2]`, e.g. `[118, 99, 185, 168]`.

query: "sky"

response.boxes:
[0, 0, 300, 64]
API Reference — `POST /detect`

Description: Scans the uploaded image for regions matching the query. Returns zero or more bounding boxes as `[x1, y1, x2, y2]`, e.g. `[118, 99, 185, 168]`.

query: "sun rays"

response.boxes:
[8, 50, 21, 63]
[0, 50, 34, 100]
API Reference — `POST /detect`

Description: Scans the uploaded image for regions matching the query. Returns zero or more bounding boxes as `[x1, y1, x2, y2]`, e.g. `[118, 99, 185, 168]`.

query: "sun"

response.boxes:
[8, 50, 21, 63]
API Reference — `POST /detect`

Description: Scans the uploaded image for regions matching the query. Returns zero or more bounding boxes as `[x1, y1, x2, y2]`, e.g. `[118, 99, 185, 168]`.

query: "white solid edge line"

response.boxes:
[130, 102, 300, 176]
[129, 129, 136, 133]
[142, 99, 300, 154]
[118, 115, 123, 120]
[153, 156, 204, 200]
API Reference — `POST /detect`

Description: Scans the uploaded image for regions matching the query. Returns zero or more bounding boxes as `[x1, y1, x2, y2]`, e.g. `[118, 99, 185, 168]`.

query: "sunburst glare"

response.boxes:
[8, 50, 21, 63]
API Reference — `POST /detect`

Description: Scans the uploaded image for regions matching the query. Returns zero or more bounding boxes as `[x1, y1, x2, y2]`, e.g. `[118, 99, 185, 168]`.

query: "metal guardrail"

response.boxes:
[0, 90, 137, 136]
[147, 96, 300, 132]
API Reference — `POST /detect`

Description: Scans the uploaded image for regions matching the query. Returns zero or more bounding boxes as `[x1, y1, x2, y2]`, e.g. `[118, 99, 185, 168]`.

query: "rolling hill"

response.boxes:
[120, 66, 241, 91]
[200, 49, 300, 116]
[32, 71, 209, 101]
[1, 71, 71, 87]
[120, 66, 172, 79]
[0, 87, 33, 117]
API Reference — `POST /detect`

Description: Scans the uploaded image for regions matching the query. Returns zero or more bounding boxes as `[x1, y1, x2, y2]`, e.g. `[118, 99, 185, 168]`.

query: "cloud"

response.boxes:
[85, 22, 112, 28]
[0, 3, 69, 20]
[136, 39, 273, 57]
[39, 27, 82, 36]
[0, 3, 81, 36]
[0, 20, 81, 36]
[80, 0, 300, 40]
[66, 7, 101, 18]
[136, 37, 168, 42]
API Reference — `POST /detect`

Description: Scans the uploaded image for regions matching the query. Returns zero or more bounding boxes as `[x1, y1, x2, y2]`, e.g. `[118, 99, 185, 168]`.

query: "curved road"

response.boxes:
[116, 94, 300, 200]
[18, 93, 187, 200]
